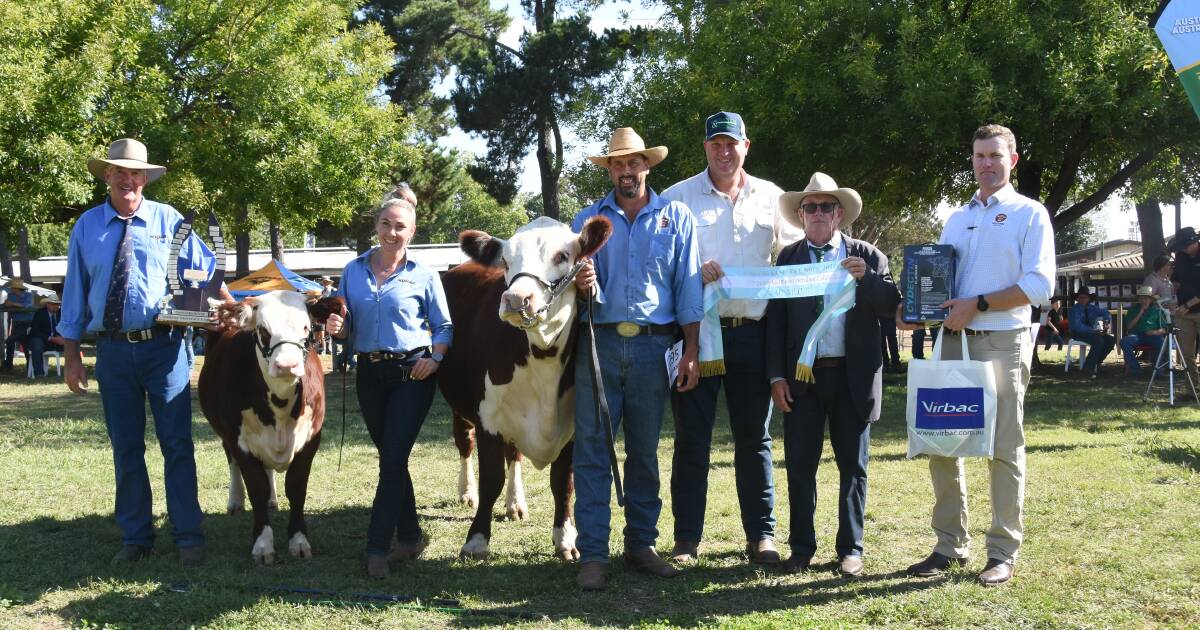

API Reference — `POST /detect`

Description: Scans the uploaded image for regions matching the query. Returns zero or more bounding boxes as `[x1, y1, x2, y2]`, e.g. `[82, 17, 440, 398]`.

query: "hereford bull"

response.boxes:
[198, 290, 343, 564]
[439, 215, 612, 561]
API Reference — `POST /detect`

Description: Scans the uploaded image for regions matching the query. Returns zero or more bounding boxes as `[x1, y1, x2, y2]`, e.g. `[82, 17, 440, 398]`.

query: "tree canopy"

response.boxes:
[594, 0, 1200, 240]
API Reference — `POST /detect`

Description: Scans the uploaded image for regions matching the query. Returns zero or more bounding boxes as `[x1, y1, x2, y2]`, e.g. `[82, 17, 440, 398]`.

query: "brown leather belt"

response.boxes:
[719, 317, 759, 328]
[96, 325, 175, 343]
[595, 322, 679, 338]
[812, 357, 846, 368]
[941, 328, 990, 336]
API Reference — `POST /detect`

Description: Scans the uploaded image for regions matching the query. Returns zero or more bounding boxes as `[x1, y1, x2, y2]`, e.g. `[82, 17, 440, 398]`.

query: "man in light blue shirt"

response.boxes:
[570, 127, 703, 590]
[60, 138, 224, 566]
[1067, 287, 1115, 376]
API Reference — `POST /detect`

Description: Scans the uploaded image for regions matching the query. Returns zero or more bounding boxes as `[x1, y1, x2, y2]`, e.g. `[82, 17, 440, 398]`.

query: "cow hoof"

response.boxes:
[226, 503, 244, 515]
[505, 502, 528, 521]
[460, 492, 479, 509]
[288, 532, 312, 560]
[459, 533, 490, 561]
[267, 498, 278, 511]
[553, 521, 579, 562]
[252, 526, 276, 565]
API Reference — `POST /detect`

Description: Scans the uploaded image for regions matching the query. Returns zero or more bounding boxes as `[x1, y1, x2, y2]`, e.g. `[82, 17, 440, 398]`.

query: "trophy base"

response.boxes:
[156, 310, 216, 327]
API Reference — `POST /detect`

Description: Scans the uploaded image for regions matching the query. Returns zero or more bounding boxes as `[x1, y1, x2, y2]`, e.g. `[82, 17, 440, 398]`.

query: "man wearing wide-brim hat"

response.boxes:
[59, 138, 214, 566]
[1067, 285, 1115, 377]
[764, 172, 900, 577]
[1170, 226, 1200, 383]
[1119, 285, 1168, 376]
[2, 278, 35, 372]
[570, 127, 703, 590]
[27, 295, 65, 378]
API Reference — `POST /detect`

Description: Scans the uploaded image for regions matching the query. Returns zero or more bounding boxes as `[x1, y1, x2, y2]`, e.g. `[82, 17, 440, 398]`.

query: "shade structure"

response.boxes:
[227, 259, 323, 299]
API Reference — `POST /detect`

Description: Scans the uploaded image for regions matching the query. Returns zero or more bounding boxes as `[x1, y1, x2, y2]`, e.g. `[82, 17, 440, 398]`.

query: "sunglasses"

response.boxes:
[800, 201, 839, 214]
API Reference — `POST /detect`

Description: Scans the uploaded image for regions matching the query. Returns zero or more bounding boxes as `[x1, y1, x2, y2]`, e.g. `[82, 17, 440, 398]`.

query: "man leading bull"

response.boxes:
[571, 127, 704, 590]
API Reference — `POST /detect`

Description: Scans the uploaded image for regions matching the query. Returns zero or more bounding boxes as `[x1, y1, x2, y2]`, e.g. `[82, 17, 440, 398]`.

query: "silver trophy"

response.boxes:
[157, 211, 226, 326]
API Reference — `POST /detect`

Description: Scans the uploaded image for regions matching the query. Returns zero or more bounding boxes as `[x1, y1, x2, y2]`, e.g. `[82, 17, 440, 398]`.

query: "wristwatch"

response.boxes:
[977, 294, 990, 312]
[430, 350, 444, 363]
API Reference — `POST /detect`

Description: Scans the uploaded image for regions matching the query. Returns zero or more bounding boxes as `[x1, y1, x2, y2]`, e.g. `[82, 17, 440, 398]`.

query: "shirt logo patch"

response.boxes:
[659, 216, 670, 229]
[993, 213, 1007, 224]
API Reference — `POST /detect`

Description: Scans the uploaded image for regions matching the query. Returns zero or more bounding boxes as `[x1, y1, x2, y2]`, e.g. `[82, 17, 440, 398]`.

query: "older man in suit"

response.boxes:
[765, 173, 900, 576]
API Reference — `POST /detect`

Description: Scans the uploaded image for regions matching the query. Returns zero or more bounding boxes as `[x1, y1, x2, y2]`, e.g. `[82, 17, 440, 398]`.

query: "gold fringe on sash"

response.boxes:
[794, 362, 815, 383]
[699, 359, 726, 377]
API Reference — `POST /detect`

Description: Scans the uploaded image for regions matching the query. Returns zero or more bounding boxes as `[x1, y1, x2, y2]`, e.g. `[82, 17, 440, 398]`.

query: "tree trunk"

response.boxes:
[1015, 158, 1043, 203]
[0, 227, 12, 278]
[536, 112, 561, 219]
[1176, 198, 1183, 235]
[236, 206, 250, 277]
[17, 226, 31, 282]
[1135, 197, 1164, 275]
[269, 221, 284, 263]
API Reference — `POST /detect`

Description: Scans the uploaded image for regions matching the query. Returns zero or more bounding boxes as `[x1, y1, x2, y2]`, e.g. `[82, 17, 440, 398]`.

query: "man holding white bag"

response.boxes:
[900, 124, 1055, 587]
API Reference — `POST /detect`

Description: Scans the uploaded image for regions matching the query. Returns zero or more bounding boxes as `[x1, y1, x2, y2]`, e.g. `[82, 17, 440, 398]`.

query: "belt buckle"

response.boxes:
[616, 321, 640, 337]
[126, 329, 149, 343]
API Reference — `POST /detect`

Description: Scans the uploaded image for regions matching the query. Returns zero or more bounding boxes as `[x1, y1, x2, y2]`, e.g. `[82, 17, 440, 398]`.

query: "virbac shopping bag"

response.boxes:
[906, 330, 997, 459]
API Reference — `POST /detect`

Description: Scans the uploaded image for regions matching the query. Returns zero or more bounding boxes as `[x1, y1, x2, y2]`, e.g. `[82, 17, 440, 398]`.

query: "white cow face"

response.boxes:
[230, 291, 313, 379]
[461, 216, 612, 347]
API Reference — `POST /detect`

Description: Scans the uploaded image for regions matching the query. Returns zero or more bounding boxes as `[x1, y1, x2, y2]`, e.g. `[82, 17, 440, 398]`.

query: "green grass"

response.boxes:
[0, 349, 1197, 628]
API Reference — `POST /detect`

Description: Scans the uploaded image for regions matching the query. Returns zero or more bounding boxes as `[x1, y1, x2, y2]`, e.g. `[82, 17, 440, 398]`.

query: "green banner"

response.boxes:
[1155, 0, 1200, 120]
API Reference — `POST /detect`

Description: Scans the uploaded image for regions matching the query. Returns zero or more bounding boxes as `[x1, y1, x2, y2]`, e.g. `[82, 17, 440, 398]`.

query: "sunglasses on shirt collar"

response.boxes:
[800, 201, 840, 214]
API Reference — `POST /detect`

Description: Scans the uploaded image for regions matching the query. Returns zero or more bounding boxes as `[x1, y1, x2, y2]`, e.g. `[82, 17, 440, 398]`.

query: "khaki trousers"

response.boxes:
[1173, 310, 1200, 381]
[927, 328, 1031, 564]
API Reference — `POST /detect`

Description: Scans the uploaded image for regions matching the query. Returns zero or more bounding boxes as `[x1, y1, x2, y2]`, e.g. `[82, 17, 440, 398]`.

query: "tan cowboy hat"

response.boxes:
[586, 127, 668, 168]
[38, 295, 61, 306]
[87, 138, 167, 183]
[7, 278, 25, 290]
[779, 172, 863, 229]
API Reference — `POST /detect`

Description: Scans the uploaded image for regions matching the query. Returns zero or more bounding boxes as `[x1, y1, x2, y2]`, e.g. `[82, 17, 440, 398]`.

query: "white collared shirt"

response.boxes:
[939, 183, 1056, 331]
[811, 232, 848, 358]
[662, 169, 804, 319]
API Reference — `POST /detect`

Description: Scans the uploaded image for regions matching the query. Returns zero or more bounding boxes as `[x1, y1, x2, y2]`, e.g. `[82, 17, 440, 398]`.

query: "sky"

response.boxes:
[439, 1, 1200, 247]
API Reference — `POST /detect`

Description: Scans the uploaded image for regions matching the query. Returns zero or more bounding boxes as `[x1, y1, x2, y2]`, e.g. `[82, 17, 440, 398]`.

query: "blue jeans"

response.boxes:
[670, 321, 775, 544]
[573, 326, 673, 564]
[782, 366, 870, 559]
[26, 336, 62, 377]
[95, 330, 204, 549]
[356, 358, 436, 556]
[1071, 330, 1116, 370]
[1120, 333, 1164, 375]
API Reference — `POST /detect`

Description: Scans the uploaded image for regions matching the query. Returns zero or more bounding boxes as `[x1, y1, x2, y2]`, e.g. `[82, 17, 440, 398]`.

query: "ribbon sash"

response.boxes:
[699, 263, 856, 380]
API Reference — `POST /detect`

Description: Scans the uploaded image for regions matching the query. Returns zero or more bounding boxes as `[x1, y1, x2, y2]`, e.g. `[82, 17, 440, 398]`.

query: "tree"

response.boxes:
[1054, 215, 1104, 255]
[450, 1, 647, 218]
[596, 0, 1200, 239]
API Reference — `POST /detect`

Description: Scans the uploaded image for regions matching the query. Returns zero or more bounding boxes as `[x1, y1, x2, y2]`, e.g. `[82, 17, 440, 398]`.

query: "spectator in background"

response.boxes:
[879, 315, 901, 372]
[1042, 298, 1066, 350]
[2, 279, 34, 372]
[27, 295, 64, 378]
[1144, 254, 1175, 307]
[1171, 227, 1200, 384]
[1119, 285, 1167, 376]
[1068, 287, 1115, 378]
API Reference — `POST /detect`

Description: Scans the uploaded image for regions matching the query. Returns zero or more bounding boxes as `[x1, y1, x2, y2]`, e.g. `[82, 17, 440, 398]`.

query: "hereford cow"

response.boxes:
[439, 215, 612, 561]
[199, 290, 343, 564]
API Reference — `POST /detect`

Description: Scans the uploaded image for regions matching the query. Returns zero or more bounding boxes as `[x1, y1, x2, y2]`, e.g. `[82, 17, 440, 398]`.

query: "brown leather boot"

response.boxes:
[978, 558, 1014, 586]
[577, 561, 608, 590]
[366, 554, 389, 579]
[670, 540, 700, 563]
[624, 547, 680, 578]
[746, 538, 781, 564]
[906, 551, 967, 577]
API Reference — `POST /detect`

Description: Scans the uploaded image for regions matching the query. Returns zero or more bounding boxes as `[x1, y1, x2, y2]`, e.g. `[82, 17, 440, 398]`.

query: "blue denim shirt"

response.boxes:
[60, 198, 213, 340]
[337, 248, 453, 353]
[5, 290, 34, 323]
[572, 189, 703, 326]
[1068, 302, 1111, 333]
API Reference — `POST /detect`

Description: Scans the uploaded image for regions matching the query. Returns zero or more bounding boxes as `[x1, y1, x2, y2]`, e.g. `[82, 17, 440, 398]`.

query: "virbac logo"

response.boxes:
[915, 387, 985, 430]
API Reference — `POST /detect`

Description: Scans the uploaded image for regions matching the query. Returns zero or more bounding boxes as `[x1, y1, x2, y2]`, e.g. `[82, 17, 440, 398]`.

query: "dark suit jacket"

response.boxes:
[765, 235, 901, 423]
[30, 307, 59, 341]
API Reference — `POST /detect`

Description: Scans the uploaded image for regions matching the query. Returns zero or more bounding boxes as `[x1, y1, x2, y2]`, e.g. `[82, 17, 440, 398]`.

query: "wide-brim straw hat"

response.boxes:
[587, 127, 668, 168]
[7, 278, 25, 290]
[87, 138, 166, 183]
[779, 172, 863, 229]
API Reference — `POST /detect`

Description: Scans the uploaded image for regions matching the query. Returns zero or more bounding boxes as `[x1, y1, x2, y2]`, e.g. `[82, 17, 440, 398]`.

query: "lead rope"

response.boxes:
[337, 304, 350, 472]
[586, 292, 624, 506]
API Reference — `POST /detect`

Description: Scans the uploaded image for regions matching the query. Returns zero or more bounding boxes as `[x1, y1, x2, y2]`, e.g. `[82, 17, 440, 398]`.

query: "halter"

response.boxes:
[506, 260, 587, 327]
[256, 328, 309, 361]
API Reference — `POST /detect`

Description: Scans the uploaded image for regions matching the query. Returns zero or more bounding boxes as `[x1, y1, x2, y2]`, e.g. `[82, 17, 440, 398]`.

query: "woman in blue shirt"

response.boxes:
[326, 192, 453, 579]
